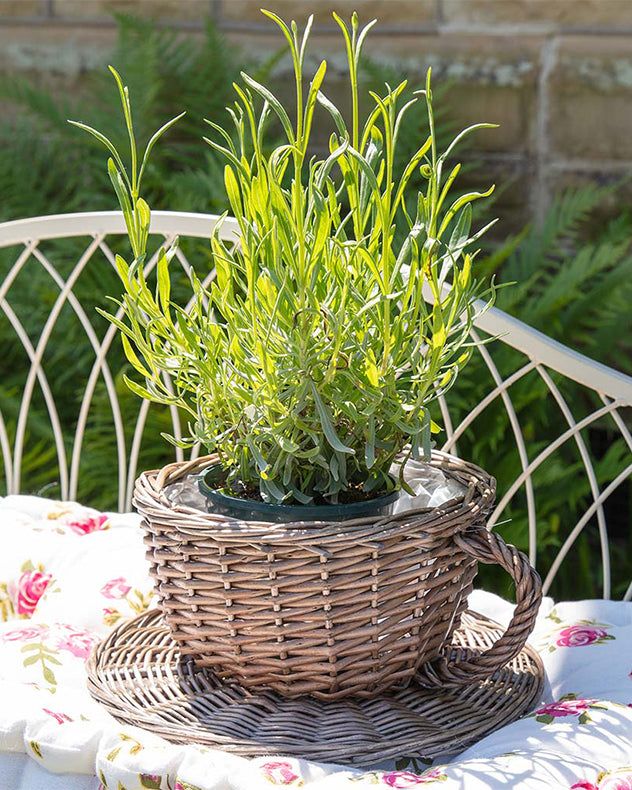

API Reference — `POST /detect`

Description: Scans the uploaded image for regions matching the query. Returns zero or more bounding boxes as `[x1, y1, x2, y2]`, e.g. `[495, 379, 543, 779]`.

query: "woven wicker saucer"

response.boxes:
[86, 609, 544, 766]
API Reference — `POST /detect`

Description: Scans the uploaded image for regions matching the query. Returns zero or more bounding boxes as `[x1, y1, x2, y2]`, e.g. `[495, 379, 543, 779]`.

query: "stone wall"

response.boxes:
[2, 0, 632, 232]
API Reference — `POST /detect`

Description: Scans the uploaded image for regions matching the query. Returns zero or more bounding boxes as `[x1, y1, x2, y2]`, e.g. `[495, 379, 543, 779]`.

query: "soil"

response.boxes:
[220, 475, 390, 506]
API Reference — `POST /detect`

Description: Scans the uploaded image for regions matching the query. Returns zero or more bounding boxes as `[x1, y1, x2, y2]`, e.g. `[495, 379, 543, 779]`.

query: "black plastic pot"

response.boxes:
[198, 465, 400, 523]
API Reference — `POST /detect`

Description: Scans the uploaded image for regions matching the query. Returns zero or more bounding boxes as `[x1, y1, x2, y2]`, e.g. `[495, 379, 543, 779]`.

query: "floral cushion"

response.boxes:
[0, 494, 631, 790]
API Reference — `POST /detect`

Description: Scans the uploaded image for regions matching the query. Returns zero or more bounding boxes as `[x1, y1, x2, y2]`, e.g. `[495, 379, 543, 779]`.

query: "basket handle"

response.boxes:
[417, 525, 542, 687]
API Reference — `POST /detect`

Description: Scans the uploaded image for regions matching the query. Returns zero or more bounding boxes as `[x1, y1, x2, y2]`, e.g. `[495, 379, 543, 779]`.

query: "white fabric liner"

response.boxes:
[166, 459, 467, 513]
[392, 458, 467, 511]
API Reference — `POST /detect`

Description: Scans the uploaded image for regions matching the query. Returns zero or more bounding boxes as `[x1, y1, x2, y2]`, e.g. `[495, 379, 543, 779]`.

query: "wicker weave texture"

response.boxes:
[134, 452, 541, 699]
[86, 609, 545, 765]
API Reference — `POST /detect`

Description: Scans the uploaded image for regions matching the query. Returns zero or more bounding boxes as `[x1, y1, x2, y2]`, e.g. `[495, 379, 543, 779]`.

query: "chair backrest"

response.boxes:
[1, 211, 631, 600]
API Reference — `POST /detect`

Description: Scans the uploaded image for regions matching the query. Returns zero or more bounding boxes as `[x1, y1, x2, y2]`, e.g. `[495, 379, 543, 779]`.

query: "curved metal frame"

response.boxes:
[1, 211, 631, 599]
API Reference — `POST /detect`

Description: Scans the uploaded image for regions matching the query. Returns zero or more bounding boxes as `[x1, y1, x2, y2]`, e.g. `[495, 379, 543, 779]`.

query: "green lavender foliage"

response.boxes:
[0, 12, 428, 508]
[78, 11, 497, 504]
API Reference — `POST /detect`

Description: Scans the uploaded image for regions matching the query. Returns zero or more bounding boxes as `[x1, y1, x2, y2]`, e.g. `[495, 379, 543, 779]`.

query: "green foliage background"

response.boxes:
[1, 14, 630, 597]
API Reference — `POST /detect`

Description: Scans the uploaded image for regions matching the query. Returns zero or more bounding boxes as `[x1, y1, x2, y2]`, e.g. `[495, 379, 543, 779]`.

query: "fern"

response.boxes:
[451, 185, 632, 598]
[0, 13, 264, 220]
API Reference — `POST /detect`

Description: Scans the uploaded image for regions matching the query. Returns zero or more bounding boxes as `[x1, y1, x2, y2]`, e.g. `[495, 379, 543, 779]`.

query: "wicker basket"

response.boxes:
[86, 609, 545, 765]
[134, 451, 542, 700]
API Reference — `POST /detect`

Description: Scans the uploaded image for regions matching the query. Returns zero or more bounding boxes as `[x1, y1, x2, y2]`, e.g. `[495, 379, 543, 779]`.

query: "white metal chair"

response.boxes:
[1, 211, 631, 601]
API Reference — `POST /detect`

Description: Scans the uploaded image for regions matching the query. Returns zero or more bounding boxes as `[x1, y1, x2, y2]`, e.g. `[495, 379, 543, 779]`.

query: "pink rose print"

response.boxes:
[570, 783, 597, 790]
[534, 696, 603, 726]
[599, 770, 632, 790]
[66, 513, 109, 535]
[42, 708, 72, 725]
[382, 769, 444, 787]
[13, 571, 53, 616]
[100, 577, 131, 600]
[536, 699, 596, 718]
[54, 627, 100, 659]
[557, 625, 609, 648]
[3, 625, 47, 642]
[260, 760, 301, 785]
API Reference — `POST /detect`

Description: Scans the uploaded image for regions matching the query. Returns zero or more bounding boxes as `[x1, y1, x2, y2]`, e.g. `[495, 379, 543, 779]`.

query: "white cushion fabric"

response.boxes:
[0, 494, 631, 790]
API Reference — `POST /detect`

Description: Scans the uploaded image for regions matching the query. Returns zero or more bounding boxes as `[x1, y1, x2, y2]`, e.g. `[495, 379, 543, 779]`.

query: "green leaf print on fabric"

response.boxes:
[395, 757, 434, 772]
[21, 639, 61, 690]
[0, 582, 16, 621]
[139, 774, 162, 789]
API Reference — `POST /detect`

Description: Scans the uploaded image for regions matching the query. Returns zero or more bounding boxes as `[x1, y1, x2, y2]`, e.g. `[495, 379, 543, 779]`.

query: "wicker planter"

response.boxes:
[134, 451, 542, 700]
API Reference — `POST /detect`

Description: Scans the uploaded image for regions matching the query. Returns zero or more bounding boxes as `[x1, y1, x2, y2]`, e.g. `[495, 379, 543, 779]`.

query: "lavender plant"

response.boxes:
[72, 11, 497, 505]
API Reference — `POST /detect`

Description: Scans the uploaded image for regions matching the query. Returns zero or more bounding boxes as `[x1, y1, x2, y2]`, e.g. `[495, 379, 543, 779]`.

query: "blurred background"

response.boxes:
[2, 0, 632, 230]
[1, 0, 631, 597]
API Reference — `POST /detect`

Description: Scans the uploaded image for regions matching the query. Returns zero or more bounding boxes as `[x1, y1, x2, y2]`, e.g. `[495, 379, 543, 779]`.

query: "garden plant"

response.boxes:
[72, 9, 497, 510]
